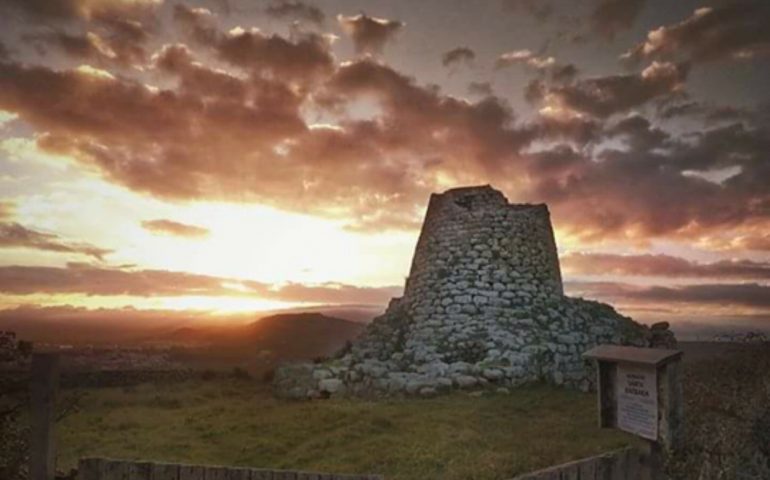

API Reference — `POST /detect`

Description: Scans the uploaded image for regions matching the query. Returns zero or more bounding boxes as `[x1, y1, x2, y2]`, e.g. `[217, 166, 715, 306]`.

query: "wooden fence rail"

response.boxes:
[511, 447, 646, 480]
[77, 458, 384, 480]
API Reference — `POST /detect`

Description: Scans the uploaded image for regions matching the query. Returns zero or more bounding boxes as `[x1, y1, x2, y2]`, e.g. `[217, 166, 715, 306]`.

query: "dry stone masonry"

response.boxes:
[275, 186, 665, 399]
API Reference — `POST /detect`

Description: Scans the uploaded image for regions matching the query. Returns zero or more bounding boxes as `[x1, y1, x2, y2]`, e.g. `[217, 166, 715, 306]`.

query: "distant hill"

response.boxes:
[0, 308, 368, 368]
[246, 312, 364, 360]
[0, 304, 380, 345]
[152, 312, 365, 362]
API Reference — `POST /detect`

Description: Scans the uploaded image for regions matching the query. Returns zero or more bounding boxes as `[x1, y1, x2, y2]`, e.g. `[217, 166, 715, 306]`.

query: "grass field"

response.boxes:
[56, 380, 638, 480]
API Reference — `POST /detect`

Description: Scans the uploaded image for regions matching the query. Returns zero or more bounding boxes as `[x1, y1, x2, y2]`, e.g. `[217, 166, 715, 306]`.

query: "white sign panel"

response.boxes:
[616, 364, 658, 440]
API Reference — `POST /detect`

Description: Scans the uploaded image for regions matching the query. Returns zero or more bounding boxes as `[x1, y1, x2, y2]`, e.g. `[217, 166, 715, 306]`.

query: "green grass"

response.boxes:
[57, 380, 639, 480]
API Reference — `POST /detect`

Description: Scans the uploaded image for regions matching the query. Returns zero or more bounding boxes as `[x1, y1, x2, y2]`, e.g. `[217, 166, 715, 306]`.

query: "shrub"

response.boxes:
[261, 368, 276, 384]
[332, 340, 353, 359]
[666, 342, 770, 479]
[231, 367, 251, 380]
[0, 375, 28, 480]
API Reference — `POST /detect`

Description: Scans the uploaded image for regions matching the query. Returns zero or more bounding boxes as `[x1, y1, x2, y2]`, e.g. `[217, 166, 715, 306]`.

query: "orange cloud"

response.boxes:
[0, 6, 768, 246]
[141, 219, 209, 238]
[26, 26, 149, 68]
[214, 28, 335, 83]
[0, 263, 401, 304]
[0, 223, 112, 260]
[566, 280, 770, 310]
[0, 201, 14, 220]
[562, 253, 770, 280]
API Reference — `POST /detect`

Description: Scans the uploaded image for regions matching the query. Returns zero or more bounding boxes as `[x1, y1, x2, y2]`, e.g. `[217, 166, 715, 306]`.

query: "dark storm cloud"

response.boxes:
[1, 0, 156, 67]
[590, 0, 646, 39]
[670, 122, 770, 198]
[657, 99, 768, 128]
[172, 6, 335, 83]
[550, 63, 578, 83]
[624, 2, 770, 64]
[524, 78, 545, 104]
[151, 43, 249, 101]
[141, 219, 209, 237]
[562, 253, 770, 280]
[25, 28, 148, 67]
[532, 116, 770, 243]
[264, 1, 325, 25]
[26, 31, 104, 59]
[532, 61, 690, 118]
[323, 59, 534, 171]
[468, 81, 493, 96]
[442, 47, 475, 67]
[337, 13, 404, 55]
[172, 4, 219, 45]
[0, 223, 112, 260]
[524, 144, 586, 179]
[656, 100, 710, 120]
[0, 263, 401, 303]
[0, 0, 162, 23]
[503, 0, 646, 40]
[214, 28, 335, 83]
[604, 115, 670, 151]
[532, 114, 602, 145]
[501, 0, 554, 23]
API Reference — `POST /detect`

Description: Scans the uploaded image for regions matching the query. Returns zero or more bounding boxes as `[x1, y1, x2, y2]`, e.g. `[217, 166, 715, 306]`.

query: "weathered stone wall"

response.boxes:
[404, 186, 563, 309]
[275, 185, 657, 399]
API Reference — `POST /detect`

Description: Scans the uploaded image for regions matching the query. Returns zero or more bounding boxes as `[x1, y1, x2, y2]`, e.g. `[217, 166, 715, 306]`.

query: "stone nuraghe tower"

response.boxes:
[275, 185, 651, 398]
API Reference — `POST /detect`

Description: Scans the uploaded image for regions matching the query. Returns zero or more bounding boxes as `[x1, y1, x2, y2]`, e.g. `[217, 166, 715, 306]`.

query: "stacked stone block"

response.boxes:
[275, 186, 652, 399]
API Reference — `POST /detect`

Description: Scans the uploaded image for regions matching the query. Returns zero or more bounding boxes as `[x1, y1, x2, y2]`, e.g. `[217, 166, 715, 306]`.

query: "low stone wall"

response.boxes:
[511, 447, 645, 480]
[77, 458, 384, 480]
[273, 298, 651, 399]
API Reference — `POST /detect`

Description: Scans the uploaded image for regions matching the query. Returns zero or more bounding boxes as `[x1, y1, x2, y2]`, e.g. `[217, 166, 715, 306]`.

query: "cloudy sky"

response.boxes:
[0, 0, 768, 338]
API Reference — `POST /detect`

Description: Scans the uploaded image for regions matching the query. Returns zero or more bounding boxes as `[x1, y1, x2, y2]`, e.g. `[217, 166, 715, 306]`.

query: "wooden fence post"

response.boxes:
[30, 352, 60, 480]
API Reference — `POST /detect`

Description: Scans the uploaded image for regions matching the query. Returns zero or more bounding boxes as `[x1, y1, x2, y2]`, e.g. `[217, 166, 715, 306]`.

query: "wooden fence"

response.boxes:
[511, 447, 646, 480]
[77, 458, 384, 480]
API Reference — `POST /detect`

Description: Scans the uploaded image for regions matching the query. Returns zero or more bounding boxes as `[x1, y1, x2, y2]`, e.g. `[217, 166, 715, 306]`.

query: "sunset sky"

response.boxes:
[0, 0, 768, 338]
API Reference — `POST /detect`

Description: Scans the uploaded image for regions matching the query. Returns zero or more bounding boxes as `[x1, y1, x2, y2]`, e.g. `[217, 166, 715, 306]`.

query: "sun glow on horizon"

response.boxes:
[154, 295, 311, 313]
[2, 138, 419, 288]
[0, 293, 310, 314]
